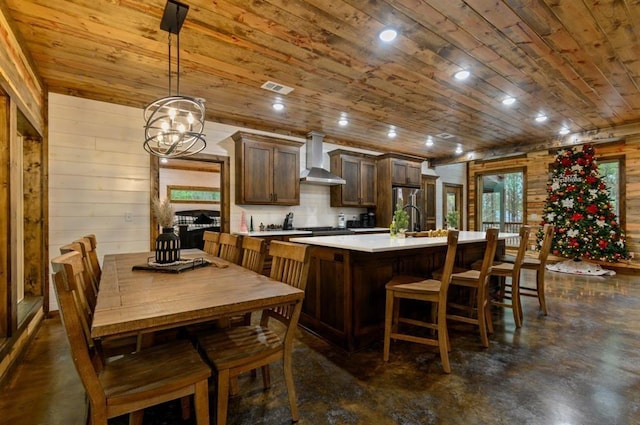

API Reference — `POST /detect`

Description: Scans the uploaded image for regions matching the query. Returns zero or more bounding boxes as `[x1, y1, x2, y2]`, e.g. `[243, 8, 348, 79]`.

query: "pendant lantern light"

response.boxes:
[143, 0, 206, 158]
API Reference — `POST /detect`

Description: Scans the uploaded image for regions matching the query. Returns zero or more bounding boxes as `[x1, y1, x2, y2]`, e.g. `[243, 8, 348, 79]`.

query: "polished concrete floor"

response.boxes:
[1, 268, 640, 424]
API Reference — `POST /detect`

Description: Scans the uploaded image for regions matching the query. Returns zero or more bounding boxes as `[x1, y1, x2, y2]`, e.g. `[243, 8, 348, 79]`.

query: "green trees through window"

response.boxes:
[478, 170, 524, 234]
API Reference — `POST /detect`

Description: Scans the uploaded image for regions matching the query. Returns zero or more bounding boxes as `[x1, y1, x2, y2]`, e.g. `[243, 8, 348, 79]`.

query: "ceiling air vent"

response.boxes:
[435, 132, 455, 139]
[260, 81, 294, 95]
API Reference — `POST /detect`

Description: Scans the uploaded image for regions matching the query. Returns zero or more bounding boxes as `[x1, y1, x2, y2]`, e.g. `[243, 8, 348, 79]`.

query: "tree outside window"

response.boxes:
[478, 169, 524, 234]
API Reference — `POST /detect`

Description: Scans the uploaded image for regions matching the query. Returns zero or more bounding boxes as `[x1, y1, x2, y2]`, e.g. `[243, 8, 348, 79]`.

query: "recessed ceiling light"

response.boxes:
[502, 96, 516, 106]
[455, 145, 463, 154]
[387, 126, 397, 138]
[559, 127, 570, 135]
[272, 101, 284, 111]
[160, 157, 168, 164]
[338, 112, 348, 126]
[454, 70, 470, 80]
[535, 114, 548, 122]
[379, 28, 398, 42]
[425, 136, 434, 147]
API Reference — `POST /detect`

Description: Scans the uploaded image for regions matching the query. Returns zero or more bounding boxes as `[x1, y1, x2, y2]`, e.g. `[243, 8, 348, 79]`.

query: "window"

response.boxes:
[476, 168, 525, 244]
[597, 156, 625, 226]
[167, 185, 221, 204]
[598, 159, 620, 218]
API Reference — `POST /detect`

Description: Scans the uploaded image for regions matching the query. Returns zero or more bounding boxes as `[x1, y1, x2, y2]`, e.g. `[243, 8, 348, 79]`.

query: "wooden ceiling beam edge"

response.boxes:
[431, 121, 640, 166]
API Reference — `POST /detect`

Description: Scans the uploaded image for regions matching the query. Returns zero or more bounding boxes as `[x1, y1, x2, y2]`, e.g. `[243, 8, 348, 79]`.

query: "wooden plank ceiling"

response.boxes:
[3, 0, 640, 164]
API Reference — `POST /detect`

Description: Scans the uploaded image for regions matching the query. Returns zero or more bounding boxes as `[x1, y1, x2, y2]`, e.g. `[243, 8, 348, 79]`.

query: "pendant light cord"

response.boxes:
[167, 32, 172, 96]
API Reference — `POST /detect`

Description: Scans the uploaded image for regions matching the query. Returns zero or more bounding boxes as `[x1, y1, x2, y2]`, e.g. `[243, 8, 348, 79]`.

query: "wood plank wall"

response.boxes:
[23, 136, 45, 298]
[467, 137, 640, 258]
[0, 4, 46, 384]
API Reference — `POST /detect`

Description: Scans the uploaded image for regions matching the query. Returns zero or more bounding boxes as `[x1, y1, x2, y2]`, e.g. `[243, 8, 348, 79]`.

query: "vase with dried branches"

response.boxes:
[152, 197, 180, 264]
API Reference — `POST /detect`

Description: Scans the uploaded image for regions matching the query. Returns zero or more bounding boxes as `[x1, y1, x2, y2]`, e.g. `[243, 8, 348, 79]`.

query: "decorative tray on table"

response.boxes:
[132, 257, 211, 273]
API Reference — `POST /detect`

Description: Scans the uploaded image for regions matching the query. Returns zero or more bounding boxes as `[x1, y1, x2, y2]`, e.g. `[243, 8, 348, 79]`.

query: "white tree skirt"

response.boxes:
[546, 259, 616, 276]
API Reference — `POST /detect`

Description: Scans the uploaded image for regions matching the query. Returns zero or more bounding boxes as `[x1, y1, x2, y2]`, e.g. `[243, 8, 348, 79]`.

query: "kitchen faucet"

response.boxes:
[402, 204, 422, 232]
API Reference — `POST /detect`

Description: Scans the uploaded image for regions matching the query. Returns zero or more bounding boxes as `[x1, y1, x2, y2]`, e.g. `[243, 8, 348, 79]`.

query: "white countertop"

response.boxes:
[235, 229, 312, 237]
[289, 231, 518, 253]
[350, 227, 389, 233]
[234, 227, 389, 237]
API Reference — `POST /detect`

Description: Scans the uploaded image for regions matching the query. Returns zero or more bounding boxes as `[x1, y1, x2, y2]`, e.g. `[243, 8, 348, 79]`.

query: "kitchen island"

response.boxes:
[289, 231, 515, 352]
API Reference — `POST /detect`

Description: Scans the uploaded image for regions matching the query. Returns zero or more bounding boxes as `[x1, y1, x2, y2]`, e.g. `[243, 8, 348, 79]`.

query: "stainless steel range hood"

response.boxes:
[300, 131, 346, 185]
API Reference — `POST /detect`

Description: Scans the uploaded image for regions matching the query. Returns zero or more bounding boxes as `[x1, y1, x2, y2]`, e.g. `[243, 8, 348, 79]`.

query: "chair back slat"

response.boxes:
[538, 224, 555, 263]
[60, 240, 98, 312]
[51, 252, 95, 350]
[52, 271, 106, 404]
[513, 226, 533, 274]
[478, 228, 500, 282]
[263, 241, 310, 324]
[83, 234, 102, 287]
[203, 231, 220, 256]
[268, 241, 310, 291]
[218, 233, 241, 264]
[240, 236, 267, 274]
[437, 230, 459, 299]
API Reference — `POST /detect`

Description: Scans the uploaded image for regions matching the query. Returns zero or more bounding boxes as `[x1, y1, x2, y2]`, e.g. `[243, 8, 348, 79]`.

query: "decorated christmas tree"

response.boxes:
[538, 144, 629, 262]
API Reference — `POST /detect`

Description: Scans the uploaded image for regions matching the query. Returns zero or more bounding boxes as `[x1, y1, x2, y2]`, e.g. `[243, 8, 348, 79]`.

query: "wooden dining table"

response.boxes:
[91, 249, 304, 340]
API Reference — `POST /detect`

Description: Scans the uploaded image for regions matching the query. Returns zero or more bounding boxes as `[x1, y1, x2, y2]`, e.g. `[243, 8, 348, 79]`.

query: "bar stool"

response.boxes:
[383, 230, 459, 373]
[488, 226, 532, 328]
[496, 224, 554, 315]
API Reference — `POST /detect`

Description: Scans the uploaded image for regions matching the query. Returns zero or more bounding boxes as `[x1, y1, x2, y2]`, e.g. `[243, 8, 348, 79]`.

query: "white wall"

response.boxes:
[48, 94, 151, 309]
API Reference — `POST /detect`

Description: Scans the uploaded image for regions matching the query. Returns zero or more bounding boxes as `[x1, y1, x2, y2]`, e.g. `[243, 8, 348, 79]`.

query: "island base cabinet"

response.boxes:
[299, 240, 504, 353]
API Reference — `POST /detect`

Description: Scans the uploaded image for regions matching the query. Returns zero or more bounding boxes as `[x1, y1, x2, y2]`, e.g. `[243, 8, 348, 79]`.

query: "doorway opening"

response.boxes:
[150, 153, 230, 249]
[443, 183, 462, 229]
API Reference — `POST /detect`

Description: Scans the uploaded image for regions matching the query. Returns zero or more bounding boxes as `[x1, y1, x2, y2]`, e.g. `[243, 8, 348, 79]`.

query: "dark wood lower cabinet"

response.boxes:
[299, 240, 504, 352]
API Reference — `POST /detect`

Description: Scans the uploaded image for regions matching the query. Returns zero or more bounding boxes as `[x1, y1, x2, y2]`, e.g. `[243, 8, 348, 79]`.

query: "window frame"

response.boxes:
[597, 155, 626, 229]
[166, 185, 221, 204]
[475, 166, 527, 238]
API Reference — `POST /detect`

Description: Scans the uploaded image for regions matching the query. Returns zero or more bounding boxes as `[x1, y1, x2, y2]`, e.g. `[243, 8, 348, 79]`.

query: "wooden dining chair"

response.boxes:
[236, 236, 268, 325]
[496, 224, 554, 315]
[383, 230, 459, 373]
[59, 241, 98, 313]
[51, 252, 95, 348]
[240, 236, 267, 274]
[196, 240, 311, 425]
[217, 233, 241, 264]
[83, 234, 102, 288]
[488, 226, 532, 328]
[52, 251, 140, 358]
[445, 228, 499, 348]
[52, 270, 211, 425]
[202, 231, 221, 256]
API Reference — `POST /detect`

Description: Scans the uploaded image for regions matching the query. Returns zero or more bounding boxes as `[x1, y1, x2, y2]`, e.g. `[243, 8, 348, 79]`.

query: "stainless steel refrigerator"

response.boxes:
[392, 187, 424, 232]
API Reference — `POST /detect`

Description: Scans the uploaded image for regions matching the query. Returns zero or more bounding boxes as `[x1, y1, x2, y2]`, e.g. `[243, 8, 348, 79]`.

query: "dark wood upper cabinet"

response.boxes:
[329, 150, 377, 207]
[391, 158, 422, 187]
[233, 132, 302, 205]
